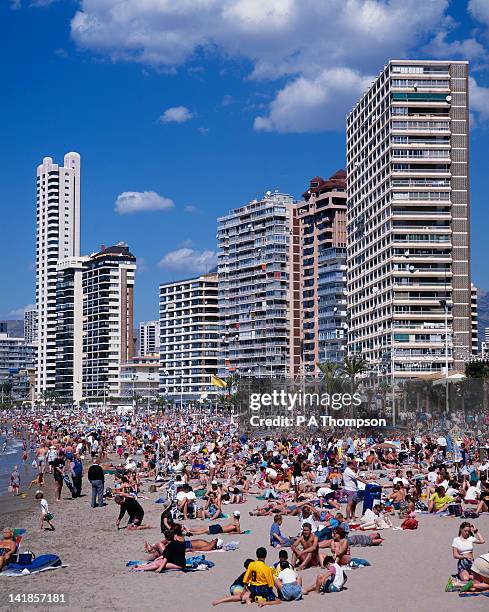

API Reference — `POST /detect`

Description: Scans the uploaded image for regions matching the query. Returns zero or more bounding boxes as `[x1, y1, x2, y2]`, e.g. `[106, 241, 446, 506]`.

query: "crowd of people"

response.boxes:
[1, 405, 489, 602]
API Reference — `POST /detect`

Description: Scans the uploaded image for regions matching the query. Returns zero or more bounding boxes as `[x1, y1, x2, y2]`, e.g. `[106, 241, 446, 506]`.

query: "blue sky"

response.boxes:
[1, 0, 489, 323]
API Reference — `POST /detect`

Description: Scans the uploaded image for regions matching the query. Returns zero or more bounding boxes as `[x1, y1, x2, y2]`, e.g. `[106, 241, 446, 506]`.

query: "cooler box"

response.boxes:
[362, 483, 382, 514]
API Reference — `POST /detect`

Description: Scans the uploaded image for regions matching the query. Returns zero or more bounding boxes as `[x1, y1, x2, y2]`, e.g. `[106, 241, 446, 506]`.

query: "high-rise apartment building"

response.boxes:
[82, 244, 136, 400]
[24, 307, 38, 344]
[159, 273, 219, 402]
[346, 60, 471, 378]
[217, 191, 301, 378]
[55, 257, 88, 404]
[471, 283, 478, 355]
[139, 320, 160, 356]
[36, 153, 80, 396]
[297, 171, 348, 369]
[0, 334, 36, 397]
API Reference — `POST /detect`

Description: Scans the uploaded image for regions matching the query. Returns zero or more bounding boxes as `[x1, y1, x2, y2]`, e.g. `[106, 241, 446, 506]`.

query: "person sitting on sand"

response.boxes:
[291, 523, 319, 570]
[134, 527, 186, 573]
[274, 559, 303, 601]
[428, 486, 453, 514]
[189, 510, 242, 536]
[476, 481, 489, 514]
[241, 547, 280, 606]
[115, 494, 152, 531]
[202, 490, 222, 520]
[329, 527, 351, 566]
[270, 514, 293, 548]
[451, 522, 485, 583]
[212, 559, 253, 606]
[0, 528, 18, 571]
[302, 555, 345, 594]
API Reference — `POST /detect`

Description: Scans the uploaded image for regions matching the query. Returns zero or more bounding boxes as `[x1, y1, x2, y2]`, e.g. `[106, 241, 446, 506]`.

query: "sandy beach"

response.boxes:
[1, 464, 488, 612]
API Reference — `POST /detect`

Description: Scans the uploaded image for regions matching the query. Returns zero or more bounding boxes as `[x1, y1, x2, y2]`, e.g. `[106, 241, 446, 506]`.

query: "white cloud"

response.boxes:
[184, 205, 198, 213]
[222, 94, 234, 106]
[469, 76, 489, 123]
[8, 304, 35, 317]
[159, 106, 193, 124]
[9, 0, 21, 9]
[71, 0, 489, 132]
[423, 31, 487, 61]
[158, 247, 217, 274]
[469, 0, 489, 26]
[114, 191, 174, 214]
[254, 68, 373, 133]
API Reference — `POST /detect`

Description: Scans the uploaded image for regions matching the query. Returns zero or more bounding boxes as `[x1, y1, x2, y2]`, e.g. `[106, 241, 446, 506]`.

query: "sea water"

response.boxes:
[0, 434, 33, 492]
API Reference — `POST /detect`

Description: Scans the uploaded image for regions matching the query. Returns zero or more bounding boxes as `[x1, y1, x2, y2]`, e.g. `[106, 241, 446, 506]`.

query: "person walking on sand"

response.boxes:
[88, 457, 105, 508]
[35, 491, 55, 531]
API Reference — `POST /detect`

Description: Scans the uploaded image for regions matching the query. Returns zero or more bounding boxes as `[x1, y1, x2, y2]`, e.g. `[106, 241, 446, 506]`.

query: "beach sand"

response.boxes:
[0, 468, 488, 612]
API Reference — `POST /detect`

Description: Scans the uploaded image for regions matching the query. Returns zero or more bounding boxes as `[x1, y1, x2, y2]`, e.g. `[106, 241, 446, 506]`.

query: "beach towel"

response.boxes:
[127, 555, 215, 571]
[458, 592, 489, 598]
[1, 555, 66, 577]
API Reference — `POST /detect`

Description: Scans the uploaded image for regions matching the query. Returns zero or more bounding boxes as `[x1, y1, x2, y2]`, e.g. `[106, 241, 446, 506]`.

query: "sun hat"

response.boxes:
[233, 510, 241, 517]
[471, 554, 489, 579]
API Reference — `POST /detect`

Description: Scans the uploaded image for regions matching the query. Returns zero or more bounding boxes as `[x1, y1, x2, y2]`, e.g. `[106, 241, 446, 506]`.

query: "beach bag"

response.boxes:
[463, 510, 479, 519]
[16, 551, 36, 566]
[401, 517, 418, 530]
[448, 503, 462, 517]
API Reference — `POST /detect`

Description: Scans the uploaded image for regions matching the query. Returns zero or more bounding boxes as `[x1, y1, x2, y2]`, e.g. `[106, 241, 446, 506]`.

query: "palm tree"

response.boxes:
[342, 355, 368, 382]
[317, 360, 345, 395]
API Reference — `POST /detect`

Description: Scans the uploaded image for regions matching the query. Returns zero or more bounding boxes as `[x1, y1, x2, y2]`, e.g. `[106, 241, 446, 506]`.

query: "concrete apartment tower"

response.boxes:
[36, 153, 80, 397]
[217, 191, 301, 379]
[24, 306, 38, 344]
[55, 256, 88, 404]
[159, 273, 219, 403]
[347, 60, 471, 378]
[297, 170, 348, 371]
[139, 320, 160, 356]
[82, 244, 136, 401]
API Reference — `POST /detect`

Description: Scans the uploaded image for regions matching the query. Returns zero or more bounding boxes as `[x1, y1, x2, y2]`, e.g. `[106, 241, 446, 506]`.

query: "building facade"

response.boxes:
[138, 320, 160, 356]
[159, 273, 219, 402]
[346, 60, 471, 379]
[217, 191, 301, 379]
[120, 355, 160, 400]
[82, 244, 136, 400]
[36, 153, 80, 396]
[0, 334, 36, 399]
[471, 283, 478, 355]
[55, 257, 87, 404]
[24, 307, 38, 344]
[297, 171, 348, 370]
